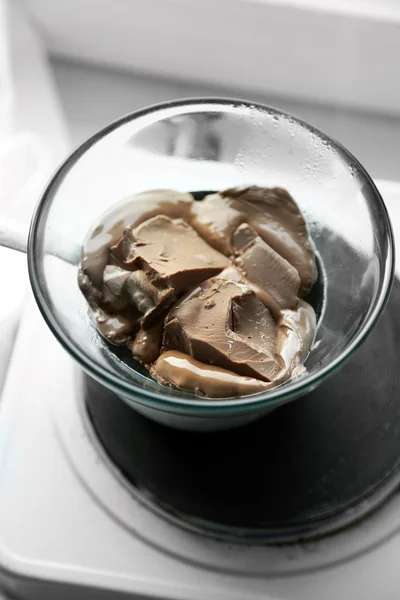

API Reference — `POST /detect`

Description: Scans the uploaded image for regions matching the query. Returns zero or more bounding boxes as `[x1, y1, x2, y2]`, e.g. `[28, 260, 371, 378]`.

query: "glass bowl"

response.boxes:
[28, 99, 394, 431]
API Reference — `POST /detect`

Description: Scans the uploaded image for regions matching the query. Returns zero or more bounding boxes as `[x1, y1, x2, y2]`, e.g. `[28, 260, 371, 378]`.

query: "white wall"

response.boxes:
[26, 0, 400, 116]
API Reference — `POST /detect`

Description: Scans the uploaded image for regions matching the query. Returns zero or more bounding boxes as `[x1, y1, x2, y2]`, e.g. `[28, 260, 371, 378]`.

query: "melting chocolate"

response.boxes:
[151, 351, 275, 398]
[190, 185, 317, 295]
[103, 264, 174, 329]
[78, 186, 317, 398]
[276, 300, 317, 378]
[233, 223, 300, 309]
[217, 265, 282, 321]
[94, 308, 139, 345]
[131, 323, 164, 365]
[119, 215, 229, 293]
[163, 279, 279, 382]
[81, 189, 194, 289]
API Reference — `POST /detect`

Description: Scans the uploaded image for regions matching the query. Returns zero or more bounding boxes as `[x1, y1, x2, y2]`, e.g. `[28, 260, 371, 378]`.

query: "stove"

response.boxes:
[0, 188, 399, 600]
[85, 276, 400, 544]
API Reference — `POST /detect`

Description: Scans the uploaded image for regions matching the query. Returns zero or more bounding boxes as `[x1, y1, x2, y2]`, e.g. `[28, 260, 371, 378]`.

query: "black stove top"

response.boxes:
[85, 280, 400, 542]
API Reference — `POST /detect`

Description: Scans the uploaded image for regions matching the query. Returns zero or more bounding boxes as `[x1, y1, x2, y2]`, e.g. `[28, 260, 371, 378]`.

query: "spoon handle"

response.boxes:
[0, 215, 81, 265]
[0, 216, 29, 254]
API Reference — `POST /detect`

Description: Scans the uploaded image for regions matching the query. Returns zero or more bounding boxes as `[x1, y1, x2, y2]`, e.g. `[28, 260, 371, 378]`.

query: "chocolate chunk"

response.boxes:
[132, 323, 164, 364]
[94, 308, 139, 345]
[163, 279, 279, 382]
[121, 215, 230, 294]
[189, 192, 243, 255]
[232, 221, 258, 250]
[190, 185, 317, 295]
[102, 264, 174, 327]
[104, 216, 229, 328]
[276, 300, 317, 375]
[80, 189, 194, 290]
[217, 265, 282, 320]
[233, 223, 300, 309]
[151, 351, 274, 398]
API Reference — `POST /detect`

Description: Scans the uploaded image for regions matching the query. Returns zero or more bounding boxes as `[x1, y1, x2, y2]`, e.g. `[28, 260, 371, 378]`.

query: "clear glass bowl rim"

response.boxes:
[27, 97, 395, 414]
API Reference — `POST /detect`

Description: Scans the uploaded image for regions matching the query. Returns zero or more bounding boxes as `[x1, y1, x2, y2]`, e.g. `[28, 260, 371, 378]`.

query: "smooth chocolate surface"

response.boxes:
[233, 223, 300, 309]
[163, 279, 279, 381]
[151, 351, 274, 398]
[121, 215, 229, 293]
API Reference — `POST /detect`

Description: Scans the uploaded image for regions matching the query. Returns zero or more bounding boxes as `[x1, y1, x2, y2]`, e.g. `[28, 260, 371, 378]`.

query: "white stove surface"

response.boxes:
[0, 180, 399, 600]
